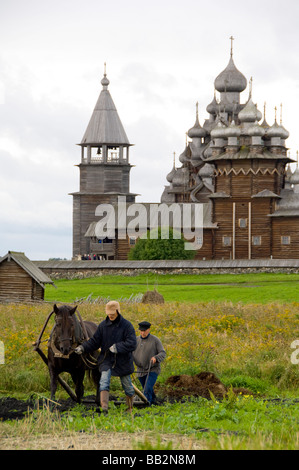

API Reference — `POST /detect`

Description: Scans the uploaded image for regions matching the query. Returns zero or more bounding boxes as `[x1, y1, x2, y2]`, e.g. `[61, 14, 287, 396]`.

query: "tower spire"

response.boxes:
[230, 35, 234, 58]
[249, 76, 253, 99]
[101, 63, 110, 89]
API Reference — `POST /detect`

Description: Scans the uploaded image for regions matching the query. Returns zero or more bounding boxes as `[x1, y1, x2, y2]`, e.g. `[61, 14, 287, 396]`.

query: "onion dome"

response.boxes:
[238, 98, 262, 123]
[223, 120, 241, 138]
[188, 103, 207, 139]
[172, 167, 189, 187]
[214, 55, 247, 93]
[206, 93, 218, 115]
[248, 120, 265, 137]
[166, 166, 176, 183]
[267, 120, 286, 139]
[166, 152, 178, 182]
[277, 123, 289, 140]
[280, 124, 290, 140]
[210, 120, 227, 139]
[179, 145, 191, 163]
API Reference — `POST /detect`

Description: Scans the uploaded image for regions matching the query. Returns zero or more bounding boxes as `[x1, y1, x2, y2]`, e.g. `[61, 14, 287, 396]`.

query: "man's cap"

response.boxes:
[138, 321, 151, 331]
[106, 300, 120, 315]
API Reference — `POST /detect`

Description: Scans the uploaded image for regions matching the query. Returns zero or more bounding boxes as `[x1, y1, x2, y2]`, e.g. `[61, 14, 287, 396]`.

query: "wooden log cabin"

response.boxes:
[0, 251, 54, 301]
[74, 41, 299, 261]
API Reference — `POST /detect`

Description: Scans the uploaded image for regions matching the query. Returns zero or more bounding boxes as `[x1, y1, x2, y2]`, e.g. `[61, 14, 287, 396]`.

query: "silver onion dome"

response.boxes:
[188, 103, 207, 139]
[238, 98, 262, 123]
[214, 55, 247, 93]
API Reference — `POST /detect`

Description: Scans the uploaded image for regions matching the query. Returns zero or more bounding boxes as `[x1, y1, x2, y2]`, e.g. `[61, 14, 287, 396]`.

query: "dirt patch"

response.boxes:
[163, 372, 253, 400]
[0, 395, 110, 422]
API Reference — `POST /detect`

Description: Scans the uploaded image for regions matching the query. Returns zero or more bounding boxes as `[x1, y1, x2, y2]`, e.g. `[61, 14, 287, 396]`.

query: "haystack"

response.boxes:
[141, 289, 164, 304]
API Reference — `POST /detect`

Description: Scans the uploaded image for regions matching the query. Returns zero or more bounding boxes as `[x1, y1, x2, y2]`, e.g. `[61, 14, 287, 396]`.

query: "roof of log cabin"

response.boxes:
[0, 251, 54, 287]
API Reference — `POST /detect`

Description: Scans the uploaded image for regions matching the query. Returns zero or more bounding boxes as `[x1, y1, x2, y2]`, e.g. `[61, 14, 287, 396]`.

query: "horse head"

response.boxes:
[53, 304, 78, 356]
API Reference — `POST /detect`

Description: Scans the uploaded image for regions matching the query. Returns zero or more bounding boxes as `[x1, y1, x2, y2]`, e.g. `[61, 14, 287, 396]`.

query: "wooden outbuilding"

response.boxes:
[0, 251, 54, 302]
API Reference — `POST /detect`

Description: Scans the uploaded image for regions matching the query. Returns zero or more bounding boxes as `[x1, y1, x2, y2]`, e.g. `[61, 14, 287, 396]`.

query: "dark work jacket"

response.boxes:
[82, 314, 137, 376]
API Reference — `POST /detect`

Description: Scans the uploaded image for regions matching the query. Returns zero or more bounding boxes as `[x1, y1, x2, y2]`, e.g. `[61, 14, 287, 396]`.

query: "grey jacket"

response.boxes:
[133, 334, 166, 376]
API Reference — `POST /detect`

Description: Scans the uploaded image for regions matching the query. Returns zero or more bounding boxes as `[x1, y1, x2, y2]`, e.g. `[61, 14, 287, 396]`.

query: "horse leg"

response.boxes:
[71, 369, 85, 403]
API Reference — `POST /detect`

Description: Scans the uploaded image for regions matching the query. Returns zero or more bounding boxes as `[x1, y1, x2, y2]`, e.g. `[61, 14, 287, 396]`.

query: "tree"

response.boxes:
[128, 228, 196, 260]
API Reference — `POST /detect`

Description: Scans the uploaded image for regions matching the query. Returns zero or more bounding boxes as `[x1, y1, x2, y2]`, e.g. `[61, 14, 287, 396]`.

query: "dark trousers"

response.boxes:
[138, 372, 158, 405]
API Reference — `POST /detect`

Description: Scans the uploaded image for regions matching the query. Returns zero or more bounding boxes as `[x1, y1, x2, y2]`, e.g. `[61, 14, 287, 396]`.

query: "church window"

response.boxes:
[281, 236, 291, 245]
[252, 236, 261, 246]
[238, 218, 247, 228]
[222, 236, 231, 247]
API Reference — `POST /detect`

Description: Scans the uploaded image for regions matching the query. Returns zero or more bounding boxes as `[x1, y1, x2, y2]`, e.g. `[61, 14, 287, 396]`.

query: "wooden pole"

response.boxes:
[132, 383, 149, 404]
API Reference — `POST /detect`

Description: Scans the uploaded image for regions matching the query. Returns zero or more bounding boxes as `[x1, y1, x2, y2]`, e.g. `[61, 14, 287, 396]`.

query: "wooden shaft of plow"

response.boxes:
[132, 383, 149, 404]
[35, 347, 78, 402]
[33, 310, 54, 350]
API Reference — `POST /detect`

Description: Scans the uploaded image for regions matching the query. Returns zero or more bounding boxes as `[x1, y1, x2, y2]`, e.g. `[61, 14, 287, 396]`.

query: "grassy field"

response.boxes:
[45, 272, 299, 304]
[1, 278, 299, 449]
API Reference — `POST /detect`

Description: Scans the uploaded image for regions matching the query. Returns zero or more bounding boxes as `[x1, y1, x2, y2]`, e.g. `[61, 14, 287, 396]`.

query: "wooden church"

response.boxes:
[72, 41, 299, 261]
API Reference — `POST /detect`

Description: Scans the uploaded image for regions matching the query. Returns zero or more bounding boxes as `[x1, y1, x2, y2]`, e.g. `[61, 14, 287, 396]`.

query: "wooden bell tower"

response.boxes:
[71, 67, 136, 259]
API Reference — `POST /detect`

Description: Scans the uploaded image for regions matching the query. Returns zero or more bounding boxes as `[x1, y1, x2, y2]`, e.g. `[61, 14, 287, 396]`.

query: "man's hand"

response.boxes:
[109, 344, 117, 353]
[74, 345, 84, 355]
[150, 357, 157, 364]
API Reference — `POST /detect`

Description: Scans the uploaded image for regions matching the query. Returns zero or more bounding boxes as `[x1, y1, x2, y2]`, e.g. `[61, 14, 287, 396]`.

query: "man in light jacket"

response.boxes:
[133, 321, 166, 405]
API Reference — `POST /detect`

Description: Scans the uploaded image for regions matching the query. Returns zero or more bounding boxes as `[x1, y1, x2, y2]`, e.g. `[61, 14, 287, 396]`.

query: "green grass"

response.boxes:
[45, 272, 299, 304]
[2, 393, 299, 450]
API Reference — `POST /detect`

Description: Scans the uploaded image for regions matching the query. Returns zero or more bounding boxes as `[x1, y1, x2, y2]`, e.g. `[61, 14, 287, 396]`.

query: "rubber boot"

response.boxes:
[125, 394, 134, 412]
[100, 390, 109, 414]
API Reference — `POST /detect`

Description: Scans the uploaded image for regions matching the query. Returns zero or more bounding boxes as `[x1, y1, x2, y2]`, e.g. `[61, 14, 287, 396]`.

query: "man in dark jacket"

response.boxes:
[75, 300, 136, 413]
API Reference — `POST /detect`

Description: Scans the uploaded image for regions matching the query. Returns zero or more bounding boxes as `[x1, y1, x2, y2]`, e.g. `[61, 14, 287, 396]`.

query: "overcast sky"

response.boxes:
[1, 0, 299, 260]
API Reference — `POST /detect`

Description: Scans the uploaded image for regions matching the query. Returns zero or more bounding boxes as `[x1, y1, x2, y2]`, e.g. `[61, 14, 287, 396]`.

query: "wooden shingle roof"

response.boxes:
[0, 251, 54, 287]
[80, 73, 131, 146]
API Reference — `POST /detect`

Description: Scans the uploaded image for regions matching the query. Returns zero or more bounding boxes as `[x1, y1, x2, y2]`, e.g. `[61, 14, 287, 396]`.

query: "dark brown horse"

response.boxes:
[47, 304, 100, 404]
